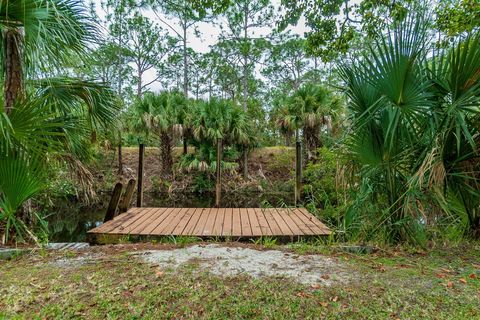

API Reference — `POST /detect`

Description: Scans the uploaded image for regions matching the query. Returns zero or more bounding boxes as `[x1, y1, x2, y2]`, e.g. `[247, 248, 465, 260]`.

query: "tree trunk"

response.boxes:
[303, 125, 321, 165]
[183, 138, 188, 155]
[137, 69, 143, 98]
[4, 29, 23, 114]
[183, 23, 188, 97]
[241, 3, 249, 179]
[160, 132, 173, 176]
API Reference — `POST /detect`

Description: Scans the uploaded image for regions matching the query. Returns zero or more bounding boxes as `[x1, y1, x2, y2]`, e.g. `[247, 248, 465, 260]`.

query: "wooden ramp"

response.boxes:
[87, 207, 330, 243]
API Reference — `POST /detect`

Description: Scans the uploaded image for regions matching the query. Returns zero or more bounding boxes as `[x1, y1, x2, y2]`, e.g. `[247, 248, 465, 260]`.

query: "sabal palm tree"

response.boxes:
[340, 15, 480, 243]
[134, 91, 184, 176]
[180, 98, 253, 174]
[0, 0, 118, 244]
[273, 84, 340, 162]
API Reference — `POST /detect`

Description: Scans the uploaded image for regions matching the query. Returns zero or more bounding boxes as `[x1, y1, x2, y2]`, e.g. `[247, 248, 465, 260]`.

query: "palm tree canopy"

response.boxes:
[0, 0, 96, 73]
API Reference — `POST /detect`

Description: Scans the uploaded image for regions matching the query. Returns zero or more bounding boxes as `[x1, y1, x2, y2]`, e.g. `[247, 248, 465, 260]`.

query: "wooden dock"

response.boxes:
[87, 207, 330, 243]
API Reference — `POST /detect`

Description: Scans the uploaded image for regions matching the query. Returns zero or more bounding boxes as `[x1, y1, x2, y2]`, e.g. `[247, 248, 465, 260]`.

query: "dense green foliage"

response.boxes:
[0, 0, 479, 246]
[0, 0, 118, 243]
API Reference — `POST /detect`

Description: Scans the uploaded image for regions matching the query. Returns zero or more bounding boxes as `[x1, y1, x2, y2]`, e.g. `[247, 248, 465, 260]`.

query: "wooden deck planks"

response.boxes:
[140, 207, 174, 235]
[211, 208, 226, 236]
[222, 208, 233, 236]
[254, 208, 273, 236]
[232, 208, 242, 236]
[88, 207, 331, 239]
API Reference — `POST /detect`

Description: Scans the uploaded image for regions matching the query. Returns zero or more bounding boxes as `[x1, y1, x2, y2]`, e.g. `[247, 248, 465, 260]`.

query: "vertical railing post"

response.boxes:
[137, 143, 144, 207]
[295, 140, 302, 206]
[215, 138, 222, 208]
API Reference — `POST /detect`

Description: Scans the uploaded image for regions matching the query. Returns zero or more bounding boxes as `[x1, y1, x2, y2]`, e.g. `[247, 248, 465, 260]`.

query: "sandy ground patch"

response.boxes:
[137, 244, 353, 286]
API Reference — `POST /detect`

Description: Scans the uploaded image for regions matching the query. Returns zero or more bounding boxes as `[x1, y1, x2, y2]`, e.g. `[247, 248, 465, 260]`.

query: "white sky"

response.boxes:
[90, 0, 309, 92]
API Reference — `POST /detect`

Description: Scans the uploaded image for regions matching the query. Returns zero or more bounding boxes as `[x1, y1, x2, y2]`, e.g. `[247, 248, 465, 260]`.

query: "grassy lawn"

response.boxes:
[1, 243, 479, 319]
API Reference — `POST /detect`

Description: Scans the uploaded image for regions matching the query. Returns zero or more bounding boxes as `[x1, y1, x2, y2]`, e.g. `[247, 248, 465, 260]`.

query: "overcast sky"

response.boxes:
[89, 0, 309, 92]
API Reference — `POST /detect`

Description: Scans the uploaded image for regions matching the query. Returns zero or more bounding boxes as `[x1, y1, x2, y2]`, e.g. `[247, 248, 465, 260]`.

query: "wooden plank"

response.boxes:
[108, 208, 150, 234]
[261, 208, 283, 235]
[104, 182, 123, 222]
[232, 208, 242, 236]
[129, 207, 168, 234]
[289, 209, 322, 235]
[150, 208, 183, 235]
[287, 208, 315, 235]
[268, 208, 293, 235]
[240, 208, 253, 236]
[118, 208, 157, 234]
[222, 208, 233, 236]
[140, 208, 175, 235]
[297, 208, 331, 234]
[91, 207, 141, 233]
[254, 208, 273, 236]
[202, 208, 219, 236]
[110, 207, 157, 234]
[211, 208, 226, 236]
[113, 207, 140, 220]
[118, 179, 136, 213]
[192, 208, 212, 236]
[275, 208, 303, 235]
[181, 208, 203, 235]
[161, 208, 192, 235]
[247, 208, 262, 236]
[171, 207, 196, 235]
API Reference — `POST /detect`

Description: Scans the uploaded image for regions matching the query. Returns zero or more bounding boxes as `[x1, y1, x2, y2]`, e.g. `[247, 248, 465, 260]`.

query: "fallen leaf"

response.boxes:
[469, 273, 477, 279]
[447, 281, 454, 288]
[320, 302, 328, 307]
[435, 273, 447, 279]
[459, 278, 467, 284]
[321, 274, 330, 280]
[331, 296, 339, 302]
[296, 292, 312, 298]
[310, 283, 321, 289]
[155, 270, 164, 278]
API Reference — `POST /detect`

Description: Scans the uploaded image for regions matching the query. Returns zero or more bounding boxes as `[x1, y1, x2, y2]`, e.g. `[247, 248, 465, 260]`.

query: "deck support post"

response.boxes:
[137, 143, 145, 207]
[119, 179, 136, 213]
[215, 138, 222, 208]
[295, 139, 302, 206]
[104, 182, 123, 222]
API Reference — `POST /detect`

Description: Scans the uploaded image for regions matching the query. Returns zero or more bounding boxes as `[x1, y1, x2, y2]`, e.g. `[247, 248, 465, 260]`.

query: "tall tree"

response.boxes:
[262, 33, 314, 93]
[149, 0, 211, 97]
[279, 0, 421, 62]
[125, 13, 175, 98]
[219, 0, 274, 178]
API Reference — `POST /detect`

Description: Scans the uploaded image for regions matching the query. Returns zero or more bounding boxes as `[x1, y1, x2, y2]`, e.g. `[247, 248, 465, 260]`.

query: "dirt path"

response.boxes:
[136, 244, 353, 286]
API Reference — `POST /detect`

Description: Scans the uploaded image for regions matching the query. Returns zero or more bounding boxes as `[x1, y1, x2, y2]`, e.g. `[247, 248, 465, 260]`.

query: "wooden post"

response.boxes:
[118, 142, 123, 174]
[119, 179, 136, 213]
[137, 143, 144, 207]
[295, 140, 302, 206]
[215, 138, 222, 208]
[104, 182, 123, 222]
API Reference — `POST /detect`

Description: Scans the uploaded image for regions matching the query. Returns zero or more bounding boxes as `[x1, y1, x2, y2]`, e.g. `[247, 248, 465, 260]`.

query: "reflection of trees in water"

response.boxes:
[47, 192, 294, 242]
[47, 202, 105, 242]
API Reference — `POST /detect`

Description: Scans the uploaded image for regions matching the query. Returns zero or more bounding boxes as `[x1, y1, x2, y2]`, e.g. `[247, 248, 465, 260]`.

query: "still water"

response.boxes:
[46, 192, 295, 242]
